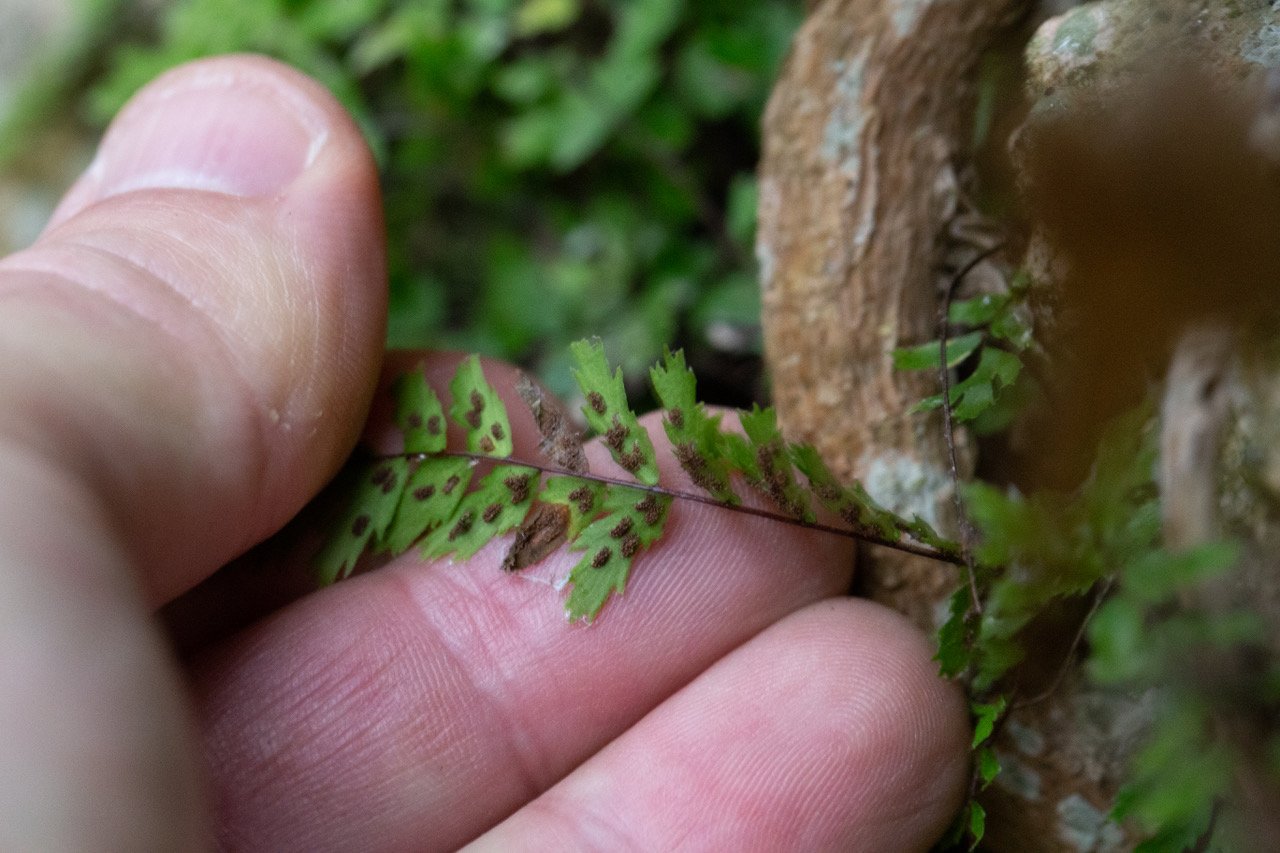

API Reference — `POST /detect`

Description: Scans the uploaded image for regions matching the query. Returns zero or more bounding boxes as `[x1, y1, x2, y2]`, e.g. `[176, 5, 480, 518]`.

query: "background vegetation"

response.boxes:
[0, 0, 802, 404]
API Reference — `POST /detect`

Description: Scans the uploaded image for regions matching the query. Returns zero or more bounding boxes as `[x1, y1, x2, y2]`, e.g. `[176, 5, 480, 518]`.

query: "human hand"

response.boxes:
[0, 56, 968, 851]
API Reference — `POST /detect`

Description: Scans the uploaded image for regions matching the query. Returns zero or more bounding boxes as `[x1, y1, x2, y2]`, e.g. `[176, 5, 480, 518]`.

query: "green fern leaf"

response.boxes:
[395, 370, 448, 453]
[570, 338, 659, 485]
[935, 586, 973, 677]
[716, 406, 813, 522]
[970, 696, 1006, 748]
[976, 746, 1001, 789]
[891, 331, 984, 371]
[449, 355, 514, 457]
[382, 456, 473, 554]
[316, 457, 410, 584]
[649, 346, 739, 504]
[564, 485, 670, 622]
[948, 293, 1010, 327]
[789, 444, 898, 537]
[902, 514, 959, 552]
[420, 464, 538, 561]
[912, 347, 1023, 421]
[540, 475, 607, 538]
[967, 802, 986, 851]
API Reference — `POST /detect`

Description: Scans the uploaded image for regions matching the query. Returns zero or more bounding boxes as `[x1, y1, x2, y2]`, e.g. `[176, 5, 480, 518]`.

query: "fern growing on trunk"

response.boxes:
[316, 340, 963, 623]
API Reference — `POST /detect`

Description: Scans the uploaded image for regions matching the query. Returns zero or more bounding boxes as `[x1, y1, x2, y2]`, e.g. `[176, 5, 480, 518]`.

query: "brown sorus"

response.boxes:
[448, 510, 475, 541]
[504, 474, 530, 504]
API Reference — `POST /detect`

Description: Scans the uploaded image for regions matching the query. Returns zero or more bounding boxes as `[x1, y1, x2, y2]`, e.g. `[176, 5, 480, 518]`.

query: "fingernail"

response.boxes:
[90, 65, 330, 199]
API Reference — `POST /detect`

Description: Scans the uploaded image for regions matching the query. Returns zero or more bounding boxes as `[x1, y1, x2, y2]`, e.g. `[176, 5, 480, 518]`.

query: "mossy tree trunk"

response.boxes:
[758, 1, 1280, 850]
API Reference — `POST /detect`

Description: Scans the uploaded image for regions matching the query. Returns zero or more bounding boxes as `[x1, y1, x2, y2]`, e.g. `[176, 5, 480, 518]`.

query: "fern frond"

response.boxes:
[317, 340, 967, 622]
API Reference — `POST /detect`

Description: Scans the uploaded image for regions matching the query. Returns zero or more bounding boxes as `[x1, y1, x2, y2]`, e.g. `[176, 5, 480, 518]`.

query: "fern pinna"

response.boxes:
[317, 339, 963, 623]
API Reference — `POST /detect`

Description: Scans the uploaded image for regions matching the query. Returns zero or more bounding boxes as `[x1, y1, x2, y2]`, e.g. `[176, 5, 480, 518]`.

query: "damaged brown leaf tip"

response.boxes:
[516, 373, 588, 475]
[502, 501, 570, 571]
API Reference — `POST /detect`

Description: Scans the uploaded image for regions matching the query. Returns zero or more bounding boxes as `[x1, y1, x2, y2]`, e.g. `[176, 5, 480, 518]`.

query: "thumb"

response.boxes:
[2, 54, 385, 602]
[0, 55, 384, 850]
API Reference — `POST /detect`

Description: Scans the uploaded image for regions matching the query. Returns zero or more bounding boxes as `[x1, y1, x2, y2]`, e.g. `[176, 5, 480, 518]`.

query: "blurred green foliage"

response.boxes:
[78, 0, 799, 399]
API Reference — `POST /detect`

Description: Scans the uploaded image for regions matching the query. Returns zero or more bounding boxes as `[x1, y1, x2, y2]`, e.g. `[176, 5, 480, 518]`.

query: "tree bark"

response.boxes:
[758, 1, 1280, 850]
[757, 0, 1020, 626]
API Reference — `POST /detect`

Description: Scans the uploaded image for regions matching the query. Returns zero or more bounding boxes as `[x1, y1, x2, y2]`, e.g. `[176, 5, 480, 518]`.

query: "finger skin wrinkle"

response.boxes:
[198, 577, 539, 852]
[399, 565, 561, 805]
[1, 232, 266, 464]
[0, 272, 266, 592]
[2, 238, 209, 349]
[40, 192, 305, 420]
[474, 600, 968, 852]
[206, 620, 446, 850]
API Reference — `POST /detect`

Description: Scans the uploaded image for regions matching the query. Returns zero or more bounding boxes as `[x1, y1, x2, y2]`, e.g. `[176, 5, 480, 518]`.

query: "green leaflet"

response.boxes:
[717, 405, 814, 522]
[976, 746, 1000, 789]
[891, 331, 984, 372]
[649, 347, 738, 504]
[564, 485, 671, 622]
[912, 347, 1023, 421]
[1115, 540, 1241, 606]
[382, 456, 473, 555]
[948, 293, 1009, 327]
[967, 802, 986, 851]
[540, 475, 606, 538]
[935, 586, 973, 678]
[420, 464, 538, 561]
[570, 338, 659, 485]
[395, 370, 447, 453]
[790, 443, 901, 540]
[970, 696, 1006, 748]
[902, 513, 957, 552]
[450, 354, 514, 457]
[316, 457, 410, 584]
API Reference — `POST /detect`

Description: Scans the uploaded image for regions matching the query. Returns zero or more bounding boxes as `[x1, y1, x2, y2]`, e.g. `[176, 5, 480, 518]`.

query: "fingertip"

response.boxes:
[476, 597, 969, 851]
[701, 598, 971, 848]
[49, 54, 376, 223]
[781, 599, 972, 831]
